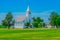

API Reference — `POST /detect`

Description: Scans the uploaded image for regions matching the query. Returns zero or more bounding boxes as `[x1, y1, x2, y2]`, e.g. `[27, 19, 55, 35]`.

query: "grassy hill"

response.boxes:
[0, 28, 60, 40]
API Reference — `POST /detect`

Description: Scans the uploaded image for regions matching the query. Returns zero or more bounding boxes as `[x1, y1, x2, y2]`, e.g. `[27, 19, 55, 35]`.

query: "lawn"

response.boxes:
[0, 28, 60, 40]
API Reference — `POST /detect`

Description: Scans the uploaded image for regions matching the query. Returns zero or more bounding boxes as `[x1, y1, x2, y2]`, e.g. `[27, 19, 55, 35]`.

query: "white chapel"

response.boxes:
[14, 6, 31, 28]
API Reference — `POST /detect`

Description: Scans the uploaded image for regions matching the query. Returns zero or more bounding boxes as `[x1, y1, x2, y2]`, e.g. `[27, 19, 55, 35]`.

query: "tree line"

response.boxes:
[1, 11, 60, 29]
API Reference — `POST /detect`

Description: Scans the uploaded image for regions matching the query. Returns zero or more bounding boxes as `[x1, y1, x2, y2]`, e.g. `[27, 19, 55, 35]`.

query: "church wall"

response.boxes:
[14, 22, 24, 28]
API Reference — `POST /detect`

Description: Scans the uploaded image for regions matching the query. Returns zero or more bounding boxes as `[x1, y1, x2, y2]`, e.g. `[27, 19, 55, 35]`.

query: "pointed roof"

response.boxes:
[27, 5, 30, 11]
[15, 15, 26, 22]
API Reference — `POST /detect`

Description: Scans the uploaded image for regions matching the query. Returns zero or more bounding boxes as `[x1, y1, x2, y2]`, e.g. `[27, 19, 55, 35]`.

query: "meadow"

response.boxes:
[0, 28, 60, 40]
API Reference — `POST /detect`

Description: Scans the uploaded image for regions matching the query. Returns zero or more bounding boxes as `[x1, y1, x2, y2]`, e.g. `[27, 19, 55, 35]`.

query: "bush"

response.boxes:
[0, 25, 6, 28]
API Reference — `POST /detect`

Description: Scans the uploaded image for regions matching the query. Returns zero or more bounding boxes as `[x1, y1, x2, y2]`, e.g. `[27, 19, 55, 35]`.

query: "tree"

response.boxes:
[25, 22, 30, 28]
[32, 22, 38, 28]
[2, 12, 13, 29]
[49, 11, 60, 28]
[49, 12, 58, 26]
[55, 16, 60, 28]
[32, 17, 44, 28]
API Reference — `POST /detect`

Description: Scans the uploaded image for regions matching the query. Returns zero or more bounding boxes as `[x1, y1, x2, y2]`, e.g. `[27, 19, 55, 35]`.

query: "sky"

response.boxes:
[0, 0, 60, 24]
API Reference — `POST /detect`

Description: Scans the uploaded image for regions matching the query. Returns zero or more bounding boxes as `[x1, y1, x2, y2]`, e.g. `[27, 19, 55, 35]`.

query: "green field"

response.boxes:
[0, 28, 60, 40]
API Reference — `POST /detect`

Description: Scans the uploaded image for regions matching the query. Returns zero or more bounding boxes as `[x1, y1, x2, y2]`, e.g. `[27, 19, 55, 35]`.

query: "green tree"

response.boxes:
[49, 11, 60, 28]
[32, 17, 44, 28]
[55, 16, 60, 28]
[32, 22, 38, 28]
[49, 11, 59, 27]
[2, 12, 13, 29]
[25, 22, 30, 28]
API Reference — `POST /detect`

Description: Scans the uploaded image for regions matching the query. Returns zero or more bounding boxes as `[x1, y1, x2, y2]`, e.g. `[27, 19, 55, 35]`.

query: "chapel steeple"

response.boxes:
[26, 5, 31, 17]
[27, 5, 30, 12]
[26, 5, 32, 28]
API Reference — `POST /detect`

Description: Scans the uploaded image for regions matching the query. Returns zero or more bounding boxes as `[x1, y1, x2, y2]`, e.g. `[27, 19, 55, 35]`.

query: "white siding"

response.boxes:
[14, 22, 24, 28]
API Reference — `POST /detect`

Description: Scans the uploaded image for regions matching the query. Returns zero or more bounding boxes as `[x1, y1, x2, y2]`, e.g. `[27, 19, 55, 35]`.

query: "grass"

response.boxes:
[0, 28, 60, 40]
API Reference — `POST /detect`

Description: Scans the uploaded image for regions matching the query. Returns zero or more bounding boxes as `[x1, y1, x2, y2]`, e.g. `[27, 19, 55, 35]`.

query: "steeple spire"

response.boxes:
[27, 0, 30, 12]
[26, 1, 31, 17]
[27, 5, 30, 12]
[26, 1, 32, 28]
[26, 5, 31, 17]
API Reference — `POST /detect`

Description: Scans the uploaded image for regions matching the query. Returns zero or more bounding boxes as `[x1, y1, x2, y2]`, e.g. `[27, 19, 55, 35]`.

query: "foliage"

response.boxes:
[43, 23, 46, 27]
[32, 17, 45, 28]
[32, 22, 38, 28]
[49, 11, 60, 28]
[2, 12, 14, 29]
[25, 22, 30, 28]
[49, 12, 59, 26]
[0, 25, 6, 28]
[55, 16, 60, 28]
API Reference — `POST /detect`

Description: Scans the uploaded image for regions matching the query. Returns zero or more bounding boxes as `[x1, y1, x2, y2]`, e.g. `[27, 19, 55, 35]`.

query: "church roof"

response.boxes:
[15, 15, 26, 22]
[15, 5, 31, 22]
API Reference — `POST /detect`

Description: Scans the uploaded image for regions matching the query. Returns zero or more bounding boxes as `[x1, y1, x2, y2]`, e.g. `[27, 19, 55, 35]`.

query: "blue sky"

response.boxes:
[0, 0, 60, 24]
